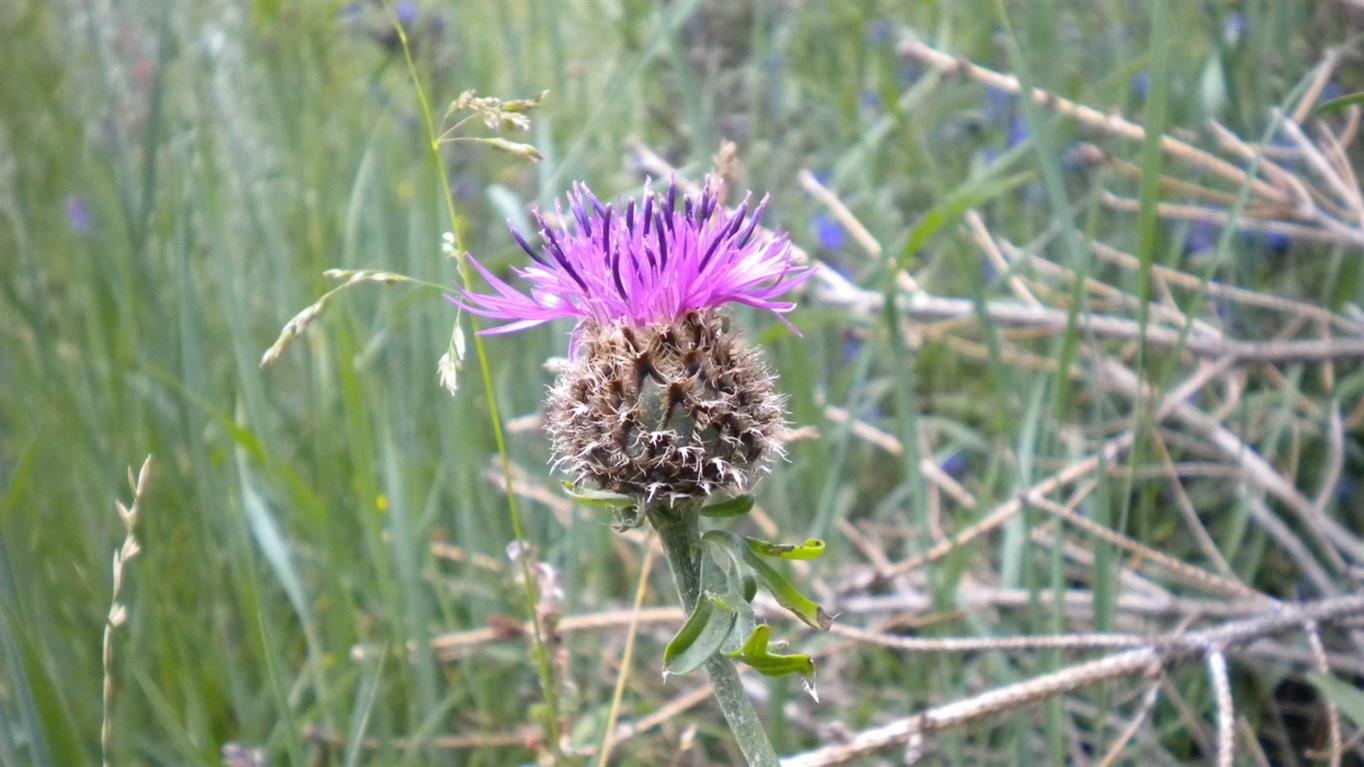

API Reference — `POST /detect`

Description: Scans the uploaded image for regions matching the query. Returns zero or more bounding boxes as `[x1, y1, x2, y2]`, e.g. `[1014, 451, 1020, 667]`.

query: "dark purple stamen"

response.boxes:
[552, 250, 588, 290]
[698, 231, 724, 269]
[666, 180, 677, 215]
[700, 190, 716, 223]
[610, 250, 627, 299]
[540, 224, 588, 290]
[625, 200, 636, 232]
[655, 214, 669, 267]
[684, 197, 694, 223]
[724, 200, 749, 240]
[572, 189, 592, 237]
[642, 195, 653, 237]
[602, 212, 612, 255]
[508, 220, 547, 265]
[737, 195, 768, 247]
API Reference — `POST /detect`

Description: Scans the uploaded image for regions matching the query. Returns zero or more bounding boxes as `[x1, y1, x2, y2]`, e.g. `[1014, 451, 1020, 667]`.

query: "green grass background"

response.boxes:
[2, 0, 1359, 765]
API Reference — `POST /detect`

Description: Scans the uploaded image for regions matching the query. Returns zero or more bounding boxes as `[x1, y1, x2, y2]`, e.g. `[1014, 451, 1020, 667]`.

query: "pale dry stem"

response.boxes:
[102, 456, 152, 767]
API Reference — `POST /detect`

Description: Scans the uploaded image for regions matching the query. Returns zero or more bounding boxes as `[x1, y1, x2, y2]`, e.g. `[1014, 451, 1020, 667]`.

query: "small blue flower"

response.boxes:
[984, 85, 1015, 123]
[395, 0, 417, 28]
[1183, 220, 1218, 255]
[1337, 475, 1358, 507]
[865, 20, 893, 46]
[1317, 81, 1344, 109]
[939, 451, 967, 479]
[859, 89, 883, 115]
[980, 251, 998, 285]
[841, 329, 863, 363]
[1006, 114, 1029, 148]
[897, 59, 921, 88]
[1223, 12, 1245, 46]
[65, 195, 92, 236]
[337, 1, 363, 23]
[812, 213, 845, 251]
[1253, 229, 1291, 255]
[1130, 71, 1149, 101]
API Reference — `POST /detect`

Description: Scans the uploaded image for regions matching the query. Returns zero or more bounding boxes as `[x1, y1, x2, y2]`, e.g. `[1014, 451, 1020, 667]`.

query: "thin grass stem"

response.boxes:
[390, 8, 563, 759]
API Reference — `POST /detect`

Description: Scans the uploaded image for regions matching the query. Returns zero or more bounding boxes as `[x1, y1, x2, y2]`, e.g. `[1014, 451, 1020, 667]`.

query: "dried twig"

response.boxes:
[781, 594, 1364, 766]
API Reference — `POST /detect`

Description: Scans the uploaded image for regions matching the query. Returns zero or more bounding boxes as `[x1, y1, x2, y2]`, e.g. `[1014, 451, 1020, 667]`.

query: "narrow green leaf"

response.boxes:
[745, 536, 826, 560]
[899, 170, 1034, 266]
[699, 495, 755, 517]
[560, 482, 634, 507]
[1315, 91, 1364, 115]
[726, 624, 815, 679]
[1308, 672, 1364, 730]
[662, 597, 737, 677]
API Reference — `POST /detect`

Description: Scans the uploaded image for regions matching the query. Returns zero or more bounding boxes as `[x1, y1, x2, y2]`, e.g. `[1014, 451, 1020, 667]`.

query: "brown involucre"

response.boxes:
[546, 309, 786, 502]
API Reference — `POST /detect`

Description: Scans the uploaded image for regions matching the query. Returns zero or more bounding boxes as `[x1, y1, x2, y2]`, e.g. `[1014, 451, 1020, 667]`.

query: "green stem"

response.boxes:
[648, 505, 780, 767]
[390, 10, 562, 759]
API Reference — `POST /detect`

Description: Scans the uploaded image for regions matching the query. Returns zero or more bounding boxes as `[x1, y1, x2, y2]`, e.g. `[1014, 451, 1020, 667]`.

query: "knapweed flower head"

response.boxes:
[457, 177, 807, 502]
[454, 177, 808, 351]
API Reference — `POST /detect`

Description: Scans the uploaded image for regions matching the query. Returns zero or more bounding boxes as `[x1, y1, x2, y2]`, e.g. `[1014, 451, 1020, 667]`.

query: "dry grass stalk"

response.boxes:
[1206, 650, 1235, 767]
[781, 594, 1364, 766]
[259, 269, 413, 368]
[1094, 683, 1163, 767]
[900, 40, 1364, 250]
[102, 456, 152, 767]
[594, 548, 655, 767]
[897, 39, 1289, 205]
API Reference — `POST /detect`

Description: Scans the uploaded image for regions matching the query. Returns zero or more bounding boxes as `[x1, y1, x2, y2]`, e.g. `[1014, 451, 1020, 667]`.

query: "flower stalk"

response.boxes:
[648, 503, 780, 767]
[459, 175, 827, 763]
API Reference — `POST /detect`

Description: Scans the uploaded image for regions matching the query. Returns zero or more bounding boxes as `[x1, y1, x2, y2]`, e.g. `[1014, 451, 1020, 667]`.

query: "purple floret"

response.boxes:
[453, 177, 810, 351]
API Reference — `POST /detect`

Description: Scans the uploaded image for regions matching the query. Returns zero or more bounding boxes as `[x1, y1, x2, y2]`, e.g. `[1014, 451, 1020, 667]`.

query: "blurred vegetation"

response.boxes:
[2, 0, 1361, 765]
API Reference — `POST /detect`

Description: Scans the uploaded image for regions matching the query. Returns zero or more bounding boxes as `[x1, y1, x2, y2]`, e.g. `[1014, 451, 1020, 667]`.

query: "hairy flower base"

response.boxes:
[547, 309, 784, 501]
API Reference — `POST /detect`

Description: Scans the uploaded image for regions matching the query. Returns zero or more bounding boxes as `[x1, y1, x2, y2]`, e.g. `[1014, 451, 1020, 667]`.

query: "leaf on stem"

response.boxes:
[745, 536, 826, 560]
[663, 596, 737, 678]
[703, 531, 833, 631]
[699, 495, 755, 517]
[560, 482, 634, 507]
[726, 624, 816, 685]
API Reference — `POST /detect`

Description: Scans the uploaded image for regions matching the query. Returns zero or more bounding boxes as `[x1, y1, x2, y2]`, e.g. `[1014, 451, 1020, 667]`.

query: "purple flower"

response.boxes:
[454, 178, 810, 349]
[65, 195, 92, 236]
